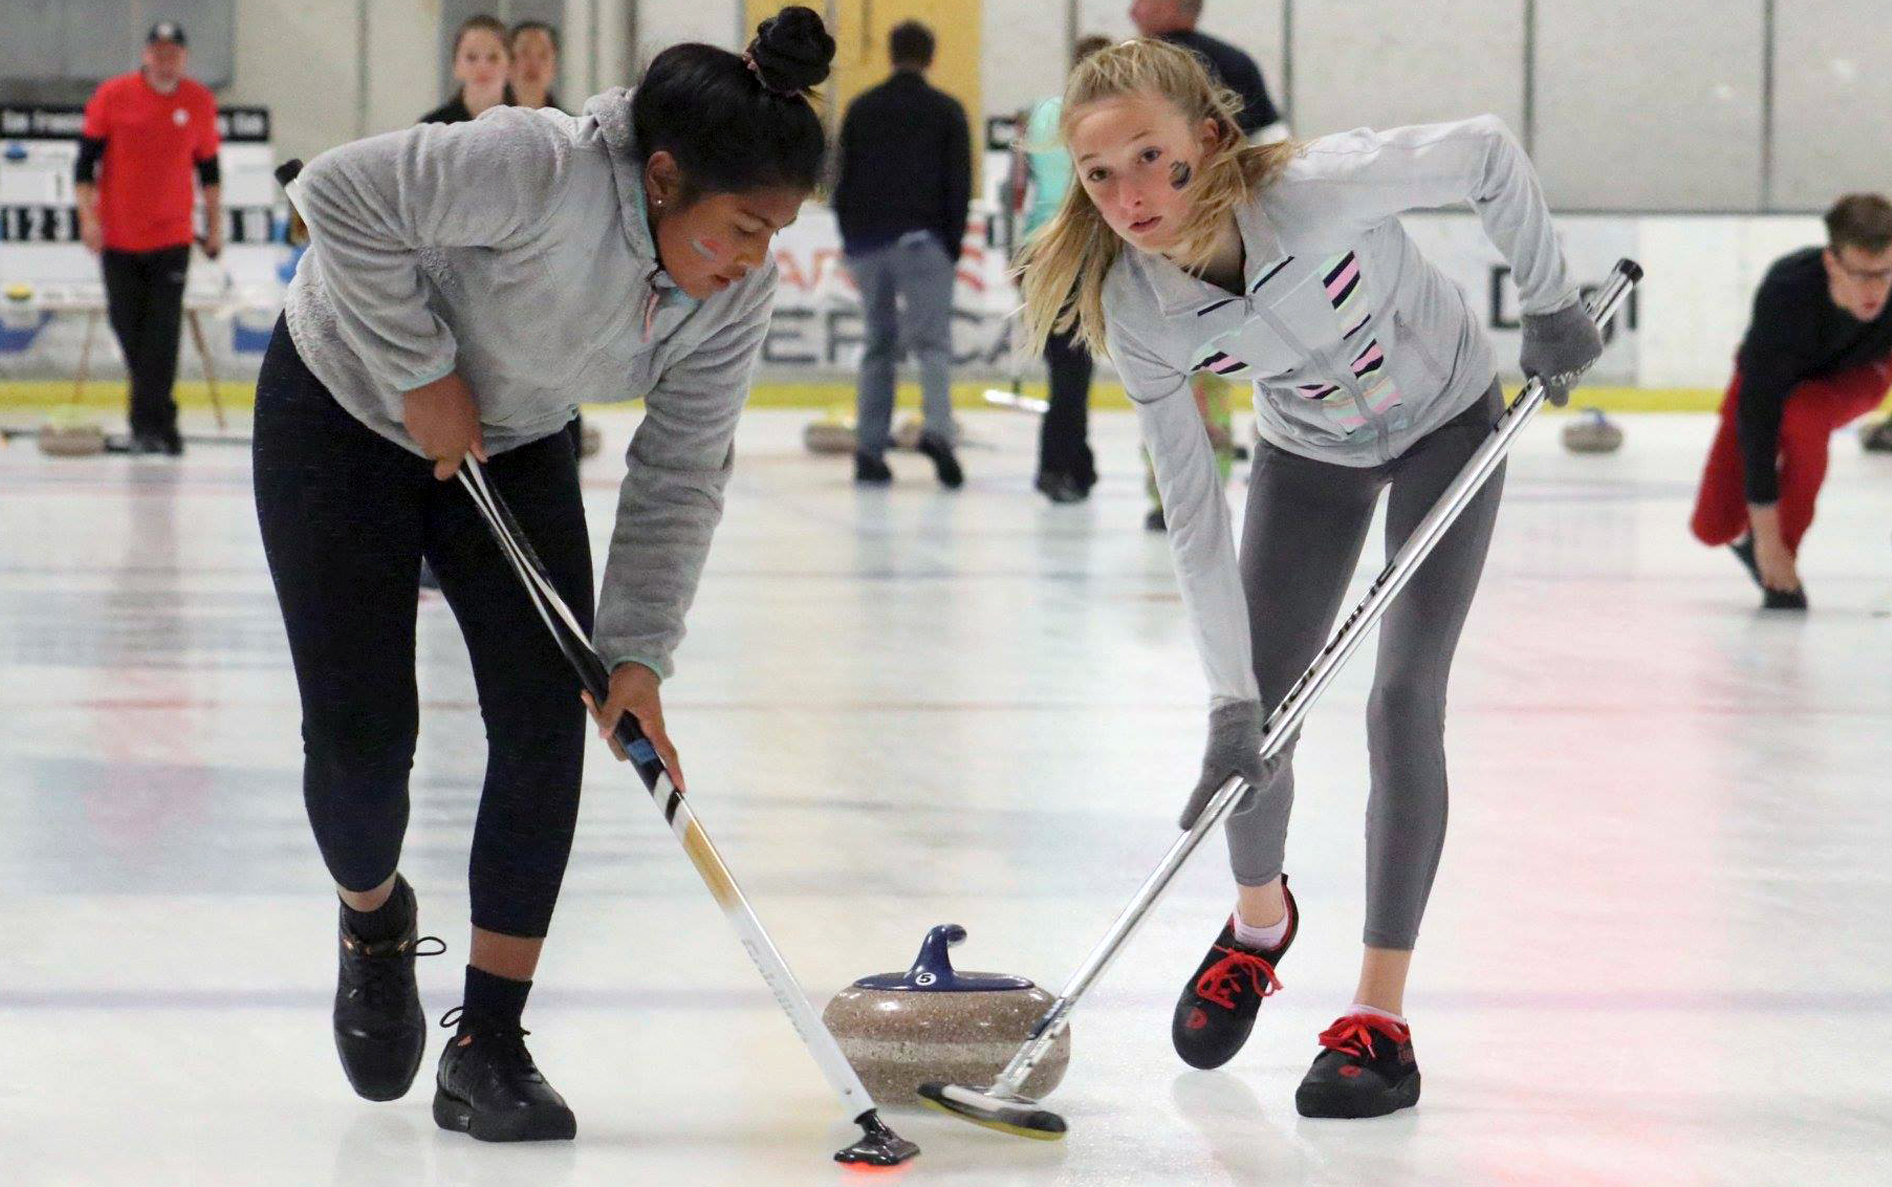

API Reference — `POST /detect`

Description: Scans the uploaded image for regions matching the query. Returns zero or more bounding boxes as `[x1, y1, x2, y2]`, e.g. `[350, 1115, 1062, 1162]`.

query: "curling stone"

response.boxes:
[36, 418, 107, 457]
[891, 415, 965, 451]
[578, 419, 603, 459]
[1561, 407, 1624, 454]
[1862, 417, 1892, 453]
[4, 282, 32, 304]
[802, 406, 857, 455]
[823, 924, 1069, 1106]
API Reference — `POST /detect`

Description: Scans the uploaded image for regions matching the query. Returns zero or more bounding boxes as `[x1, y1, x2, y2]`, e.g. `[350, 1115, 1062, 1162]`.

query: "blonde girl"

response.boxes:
[1018, 39, 1600, 1118]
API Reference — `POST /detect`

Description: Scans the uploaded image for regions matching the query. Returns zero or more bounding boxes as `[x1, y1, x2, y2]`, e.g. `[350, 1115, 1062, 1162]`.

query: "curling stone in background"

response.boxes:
[891, 414, 964, 451]
[36, 409, 108, 458]
[891, 414, 925, 451]
[1561, 407, 1624, 454]
[823, 925, 1069, 1107]
[578, 418, 603, 459]
[803, 406, 857, 455]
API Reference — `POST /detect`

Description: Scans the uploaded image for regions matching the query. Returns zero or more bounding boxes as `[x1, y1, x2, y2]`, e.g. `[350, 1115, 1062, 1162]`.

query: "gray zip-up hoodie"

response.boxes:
[284, 89, 776, 680]
[1103, 115, 1578, 706]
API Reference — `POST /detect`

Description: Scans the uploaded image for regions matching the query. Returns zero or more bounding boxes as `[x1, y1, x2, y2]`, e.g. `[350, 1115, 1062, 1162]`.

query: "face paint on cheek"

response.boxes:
[689, 237, 724, 262]
[1169, 161, 1192, 191]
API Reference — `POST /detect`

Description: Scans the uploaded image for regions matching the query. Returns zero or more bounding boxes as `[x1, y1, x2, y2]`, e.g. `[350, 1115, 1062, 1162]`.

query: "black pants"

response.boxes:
[101, 245, 190, 439]
[252, 319, 593, 938]
[1038, 326, 1095, 487]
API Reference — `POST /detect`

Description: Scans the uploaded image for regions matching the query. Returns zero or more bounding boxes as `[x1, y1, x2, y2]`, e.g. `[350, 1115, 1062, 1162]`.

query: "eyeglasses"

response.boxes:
[1831, 256, 1892, 285]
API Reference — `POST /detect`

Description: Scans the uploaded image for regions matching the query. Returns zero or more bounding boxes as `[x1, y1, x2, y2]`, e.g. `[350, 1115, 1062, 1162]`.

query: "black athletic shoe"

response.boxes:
[916, 433, 964, 489]
[1295, 1012, 1421, 1119]
[1035, 472, 1088, 504]
[433, 1010, 577, 1142]
[1145, 507, 1167, 532]
[126, 431, 168, 456]
[1863, 418, 1892, 453]
[1171, 879, 1298, 1069]
[1729, 536, 1763, 589]
[854, 452, 893, 485]
[1732, 537, 1809, 609]
[1763, 585, 1809, 611]
[159, 428, 184, 456]
[333, 912, 445, 1101]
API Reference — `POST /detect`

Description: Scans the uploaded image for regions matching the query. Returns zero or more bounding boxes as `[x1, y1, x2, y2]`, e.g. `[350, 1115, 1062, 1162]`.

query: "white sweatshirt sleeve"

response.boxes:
[1110, 319, 1262, 708]
[1282, 115, 1578, 315]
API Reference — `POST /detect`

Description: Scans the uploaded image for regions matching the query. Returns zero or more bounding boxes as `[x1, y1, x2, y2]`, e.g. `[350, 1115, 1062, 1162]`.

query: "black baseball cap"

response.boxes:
[147, 21, 187, 47]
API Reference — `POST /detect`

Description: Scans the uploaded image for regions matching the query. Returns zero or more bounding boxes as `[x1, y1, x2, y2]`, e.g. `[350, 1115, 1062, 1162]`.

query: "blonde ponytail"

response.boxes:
[1016, 38, 1300, 359]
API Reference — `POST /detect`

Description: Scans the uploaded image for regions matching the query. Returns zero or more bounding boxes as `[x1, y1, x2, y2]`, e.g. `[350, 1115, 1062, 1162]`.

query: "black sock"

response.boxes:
[340, 874, 415, 943]
[458, 964, 533, 1034]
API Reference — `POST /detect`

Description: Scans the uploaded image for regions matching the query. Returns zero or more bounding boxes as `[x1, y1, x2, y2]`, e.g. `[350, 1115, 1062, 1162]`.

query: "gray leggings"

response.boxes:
[1227, 382, 1505, 950]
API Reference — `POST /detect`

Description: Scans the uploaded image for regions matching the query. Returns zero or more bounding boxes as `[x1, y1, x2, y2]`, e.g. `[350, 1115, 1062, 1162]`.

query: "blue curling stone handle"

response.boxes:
[851, 924, 1036, 992]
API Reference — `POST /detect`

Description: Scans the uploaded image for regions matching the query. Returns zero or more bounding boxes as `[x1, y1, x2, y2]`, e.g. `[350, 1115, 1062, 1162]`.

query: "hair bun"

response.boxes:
[748, 6, 835, 95]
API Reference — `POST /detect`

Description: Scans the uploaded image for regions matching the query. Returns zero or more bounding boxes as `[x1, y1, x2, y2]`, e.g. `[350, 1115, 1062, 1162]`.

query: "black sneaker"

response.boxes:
[854, 452, 893, 485]
[916, 433, 964, 489]
[1171, 879, 1298, 1070]
[433, 1009, 577, 1142]
[333, 908, 444, 1101]
[1732, 537, 1810, 609]
[159, 428, 184, 456]
[1763, 585, 1809, 611]
[1729, 536, 1763, 589]
[1145, 507, 1168, 532]
[1295, 1012, 1420, 1119]
[1035, 472, 1088, 504]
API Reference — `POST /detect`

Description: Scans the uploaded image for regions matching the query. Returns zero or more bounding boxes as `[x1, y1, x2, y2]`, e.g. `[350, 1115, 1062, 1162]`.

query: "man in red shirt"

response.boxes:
[74, 21, 223, 455]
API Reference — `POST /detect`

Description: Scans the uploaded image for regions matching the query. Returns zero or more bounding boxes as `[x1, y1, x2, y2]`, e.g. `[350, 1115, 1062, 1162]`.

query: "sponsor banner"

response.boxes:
[759, 204, 1014, 372]
[0, 175, 1817, 392]
[0, 104, 283, 378]
[0, 105, 270, 143]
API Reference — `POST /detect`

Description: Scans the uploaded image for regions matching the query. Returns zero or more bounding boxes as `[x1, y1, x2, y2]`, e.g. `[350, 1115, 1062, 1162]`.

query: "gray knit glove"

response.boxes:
[1519, 302, 1603, 407]
[1179, 700, 1268, 829]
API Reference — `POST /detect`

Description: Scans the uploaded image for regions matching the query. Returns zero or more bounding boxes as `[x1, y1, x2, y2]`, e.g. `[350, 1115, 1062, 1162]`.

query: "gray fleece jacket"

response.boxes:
[284, 89, 776, 680]
[1103, 116, 1578, 707]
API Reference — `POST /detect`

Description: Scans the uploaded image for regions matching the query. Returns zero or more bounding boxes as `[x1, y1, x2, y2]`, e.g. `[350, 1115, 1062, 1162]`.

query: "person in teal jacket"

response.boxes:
[1020, 35, 1112, 503]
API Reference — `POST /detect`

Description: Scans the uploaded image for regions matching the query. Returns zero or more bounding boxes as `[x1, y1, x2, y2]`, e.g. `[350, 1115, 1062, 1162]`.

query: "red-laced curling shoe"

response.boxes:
[1170, 877, 1298, 1069]
[1295, 1011, 1421, 1118]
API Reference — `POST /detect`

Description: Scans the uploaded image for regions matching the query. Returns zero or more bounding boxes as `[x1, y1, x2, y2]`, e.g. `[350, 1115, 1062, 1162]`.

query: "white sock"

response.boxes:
[1346, 1002, 1407, 1027]
[1231, 904, 1291, 951]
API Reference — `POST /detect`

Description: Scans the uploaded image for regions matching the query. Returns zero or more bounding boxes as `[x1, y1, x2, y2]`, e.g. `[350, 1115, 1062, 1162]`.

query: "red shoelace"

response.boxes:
[1316, 1013, 1409, 1059]
[1193, 945, 1283, 1010]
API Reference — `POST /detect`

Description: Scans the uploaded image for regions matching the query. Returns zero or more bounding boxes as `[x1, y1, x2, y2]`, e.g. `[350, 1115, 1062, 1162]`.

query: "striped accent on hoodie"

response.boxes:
[1350, 339, 1385, 379]
[1251, 255, 1296, 293]
[1194, 350, 1251, 376]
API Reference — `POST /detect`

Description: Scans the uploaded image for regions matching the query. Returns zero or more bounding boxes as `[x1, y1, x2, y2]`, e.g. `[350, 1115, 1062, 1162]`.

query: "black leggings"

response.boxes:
[252, 319, 592, 938]
[101, 245, 189, 437]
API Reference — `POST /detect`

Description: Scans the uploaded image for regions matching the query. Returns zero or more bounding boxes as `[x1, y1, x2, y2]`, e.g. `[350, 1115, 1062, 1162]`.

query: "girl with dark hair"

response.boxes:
[509, 20, 563, 113]
[421, 15, 516, 124]
[254, 8, 834, 1143]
